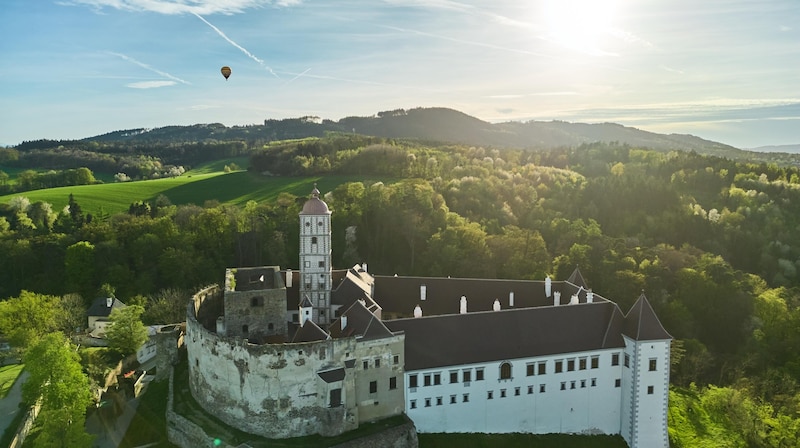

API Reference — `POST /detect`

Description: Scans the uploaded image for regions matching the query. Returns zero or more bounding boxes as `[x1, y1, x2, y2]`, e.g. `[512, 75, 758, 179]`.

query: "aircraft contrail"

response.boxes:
[283, 67, 312, 85]
[108, 51, 190, 84]
[193, 13, 281, 79]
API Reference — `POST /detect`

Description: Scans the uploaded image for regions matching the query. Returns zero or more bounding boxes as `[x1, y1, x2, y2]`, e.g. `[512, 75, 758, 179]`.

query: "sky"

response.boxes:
[1, 0, 798, 149]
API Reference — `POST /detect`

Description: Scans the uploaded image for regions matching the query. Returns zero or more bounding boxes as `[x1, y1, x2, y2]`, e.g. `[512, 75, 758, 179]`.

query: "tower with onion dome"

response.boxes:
[299, 185, 333, 325]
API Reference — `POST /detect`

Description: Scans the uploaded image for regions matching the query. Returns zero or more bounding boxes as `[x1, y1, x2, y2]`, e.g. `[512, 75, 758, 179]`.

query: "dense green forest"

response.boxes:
[3, 132, 800, 445]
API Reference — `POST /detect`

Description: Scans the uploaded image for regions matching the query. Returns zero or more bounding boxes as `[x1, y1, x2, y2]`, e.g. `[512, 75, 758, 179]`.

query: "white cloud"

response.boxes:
[126, 80, 177, 89]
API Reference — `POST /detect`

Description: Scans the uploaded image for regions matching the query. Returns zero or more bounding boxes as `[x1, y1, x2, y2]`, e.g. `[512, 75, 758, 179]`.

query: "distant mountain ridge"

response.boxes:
[748, 144, 800, 154]
[16, 107, 793, 164]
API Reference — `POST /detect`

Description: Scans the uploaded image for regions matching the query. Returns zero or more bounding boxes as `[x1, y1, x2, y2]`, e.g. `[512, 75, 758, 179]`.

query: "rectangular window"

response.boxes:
[318, 261, 325, 268]
[567, 359, 575, 371]
[450, 371, 459, 384]
[393, 354, 399, 365]
[369, 381, 377, 394]
[433, 373, 441, 385]
[389, 377, 397, 390]
[540, 384, 546, 393]
[612, 353, 620, 366]
[409, 374, 418, 388]
[624, 354, 630, 368]
[538, 362, 546, 375]
[410, 399, 417, 409]
[579, 357, 587, 370]
[591, 378, 597, 387]
[375, 358, 381, 368]
[570, 381, 576, 389]
[450, 395, 457, 404]
[591, 356, 599, 369]
[515, 387, 521, 396]
[436, 396, 443, 406]
[363, 360, 369, 370]
[560, 382, 566, 390]
[615, 378, 621, 388]
[580, 380, 586, 388]
[463, 393, 469, 403]
[526, 363, 535, 376]
[555, 360, 563, 373]
[500, 389, 507, 398]
[487, 391, 494, 399]
[649, 359, 657, 371]
[528, 385, 534, 394]
[463, 370, 472, 383]
[424, 374, 431, 387]
[304, 261, 310, 268]
[476, 368, 485, 381]
[329, 388, 342, 408]
[648, 385, 654, 394]
[425, 398, 431, 407]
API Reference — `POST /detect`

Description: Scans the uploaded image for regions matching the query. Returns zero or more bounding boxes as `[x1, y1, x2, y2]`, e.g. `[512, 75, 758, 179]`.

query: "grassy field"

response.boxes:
[0, 163, 390, 215]
[0, 364, 24, 399]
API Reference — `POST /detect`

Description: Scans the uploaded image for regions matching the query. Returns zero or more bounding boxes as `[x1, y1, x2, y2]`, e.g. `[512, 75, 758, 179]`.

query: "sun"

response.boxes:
[540, 0, 620, 56]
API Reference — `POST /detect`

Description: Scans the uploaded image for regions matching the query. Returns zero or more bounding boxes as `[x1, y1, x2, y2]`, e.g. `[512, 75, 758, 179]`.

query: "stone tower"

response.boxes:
[299, 185, 333, 325]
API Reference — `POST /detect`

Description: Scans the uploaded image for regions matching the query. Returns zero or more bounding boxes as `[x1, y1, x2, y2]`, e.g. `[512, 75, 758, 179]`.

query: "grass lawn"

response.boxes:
[0, 167, 390, 216]
[0, 364, 24, 399]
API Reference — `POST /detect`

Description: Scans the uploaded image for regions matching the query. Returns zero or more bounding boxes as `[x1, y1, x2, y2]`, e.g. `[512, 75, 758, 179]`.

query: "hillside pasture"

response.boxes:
[0, 169, 388, 216]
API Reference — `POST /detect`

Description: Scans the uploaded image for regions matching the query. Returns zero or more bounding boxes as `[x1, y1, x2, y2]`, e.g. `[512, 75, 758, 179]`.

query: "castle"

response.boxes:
[185, 186, 671, 447]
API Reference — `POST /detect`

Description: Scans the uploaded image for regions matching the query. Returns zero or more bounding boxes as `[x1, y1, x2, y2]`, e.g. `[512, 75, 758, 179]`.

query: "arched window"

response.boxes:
[311, 236, 318, 245]
[500, 362, 512, 380]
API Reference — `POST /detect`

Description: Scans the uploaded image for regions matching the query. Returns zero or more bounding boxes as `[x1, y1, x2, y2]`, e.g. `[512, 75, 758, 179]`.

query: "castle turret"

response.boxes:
[299, 185, 333, 325]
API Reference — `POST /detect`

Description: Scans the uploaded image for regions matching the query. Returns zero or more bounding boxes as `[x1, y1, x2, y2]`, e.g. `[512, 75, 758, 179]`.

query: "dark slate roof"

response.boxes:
[86, 297, 127, 318]
[330, 300, 394, 340]
[300, 295, 313, 308]
[373, 274, 601, 317]
[331, 267, 374, 307]
[300, 187, 331, 215]
[622, 294, 672, 341]
[292, 320, 329, 343]
[317, 368, 346, 383]
[384, 301, 626, 371]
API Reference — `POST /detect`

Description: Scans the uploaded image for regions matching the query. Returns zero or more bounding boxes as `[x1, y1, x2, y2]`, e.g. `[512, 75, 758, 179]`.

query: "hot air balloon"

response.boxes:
[221, 66, 231, 80]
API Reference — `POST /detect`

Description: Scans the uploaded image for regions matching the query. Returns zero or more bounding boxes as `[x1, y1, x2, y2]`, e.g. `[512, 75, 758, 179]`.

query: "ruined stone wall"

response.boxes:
[353, 335, 406, 423]
[223, 287, 287, 342]
[186, 304, 361, 439]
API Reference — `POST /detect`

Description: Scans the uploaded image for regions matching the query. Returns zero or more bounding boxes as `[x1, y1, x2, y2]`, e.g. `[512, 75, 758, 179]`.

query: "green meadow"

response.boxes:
[0, 164, 389, 215]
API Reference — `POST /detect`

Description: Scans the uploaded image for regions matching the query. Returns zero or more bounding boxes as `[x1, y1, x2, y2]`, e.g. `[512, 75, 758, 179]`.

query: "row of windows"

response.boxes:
[409, 368, 485, 388]
[409, 354, 661, 389]
[368, 377, 398, 393]
[363, 355, 400, 370]
[408, 383, 659, 410]
[410, 394, 470, 409]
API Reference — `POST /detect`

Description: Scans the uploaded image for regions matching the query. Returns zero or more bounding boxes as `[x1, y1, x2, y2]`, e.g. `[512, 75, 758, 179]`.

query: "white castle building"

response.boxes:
[186, 186, 671, 447]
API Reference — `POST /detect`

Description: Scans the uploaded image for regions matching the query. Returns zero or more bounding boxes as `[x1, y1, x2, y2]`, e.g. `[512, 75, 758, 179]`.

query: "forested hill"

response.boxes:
[10, 107, 756, 159]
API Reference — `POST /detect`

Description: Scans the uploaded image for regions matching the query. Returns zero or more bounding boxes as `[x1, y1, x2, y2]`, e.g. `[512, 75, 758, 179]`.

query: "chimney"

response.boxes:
[587, 289, 594, 303]
[554, 291, 561, 306]
[341, 315, 348, 330]
[363, 263, 367, 273]
[545, 276, 552, 298]
[509, 291, 515, 307]
[413, 305, 423, 318]
[286, 269, 293, 288]
[460, 296, 467, 314]
[106, 297, 113, 308]
[493, 299, 501, 311]
[570, 293, 579, 305]
[420, 284, 427, 301]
